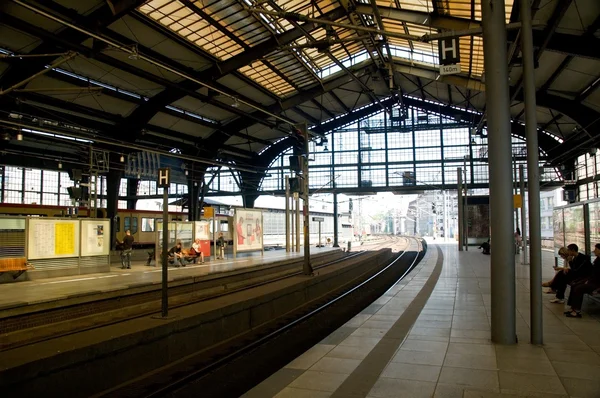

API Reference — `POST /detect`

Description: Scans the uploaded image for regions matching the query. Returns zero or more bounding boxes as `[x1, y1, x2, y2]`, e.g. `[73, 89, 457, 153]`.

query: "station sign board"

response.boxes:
[438, 37, 461, 76]
[312, 217, 325, 222]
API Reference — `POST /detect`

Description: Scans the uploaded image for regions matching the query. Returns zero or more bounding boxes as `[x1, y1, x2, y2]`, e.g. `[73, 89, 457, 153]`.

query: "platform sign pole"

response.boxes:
[158, 168, 170, 318]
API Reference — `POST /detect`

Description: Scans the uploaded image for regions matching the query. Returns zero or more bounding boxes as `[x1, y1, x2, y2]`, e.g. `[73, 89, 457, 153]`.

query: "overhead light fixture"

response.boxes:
[231, 98, 239, 108]
[194, 182, 198, 187]
[16, 130, 23, 141]
[58, 161, 62, 169]
[128, 44, 139, 60]
[185, 170, 189, 176]
[120, 154, 125, 163]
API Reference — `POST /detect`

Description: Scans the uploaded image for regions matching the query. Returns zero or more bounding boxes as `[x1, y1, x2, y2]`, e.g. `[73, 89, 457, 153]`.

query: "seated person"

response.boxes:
[479, 239, 490, 255]
[168, 241, 185, 267]
[566, 243, 600, 318]
[547, 244, 592, 304]
[187, 239, 204, 264]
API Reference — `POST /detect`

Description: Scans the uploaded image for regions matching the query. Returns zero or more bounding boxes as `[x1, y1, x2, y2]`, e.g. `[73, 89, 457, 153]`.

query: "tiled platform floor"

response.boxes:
[246, 241, 600, 398]
[0, 246, 338, 309]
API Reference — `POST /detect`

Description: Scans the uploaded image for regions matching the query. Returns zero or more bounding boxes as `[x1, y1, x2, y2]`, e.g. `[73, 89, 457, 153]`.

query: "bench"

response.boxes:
[0, 257, 32, 279]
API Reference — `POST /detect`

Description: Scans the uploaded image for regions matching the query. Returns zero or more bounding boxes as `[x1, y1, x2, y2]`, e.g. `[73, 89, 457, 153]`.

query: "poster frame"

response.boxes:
[27, 217, 80, 260]
[233, 208, 264, 257]
[80, 219, 111, 257]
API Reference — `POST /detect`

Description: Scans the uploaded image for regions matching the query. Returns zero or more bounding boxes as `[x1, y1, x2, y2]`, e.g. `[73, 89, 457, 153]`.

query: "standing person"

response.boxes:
[565, 243, 600, 318]
[514, 227, 522, 254]
[120, 230, 134, 269]
[216, 232, 225, 259]
[236, 217, 245, 245]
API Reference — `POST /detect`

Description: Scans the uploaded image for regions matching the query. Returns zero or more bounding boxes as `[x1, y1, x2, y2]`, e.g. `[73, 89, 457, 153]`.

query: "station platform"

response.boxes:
[246, 242, 600, 398]
[0, 246, 339, 311]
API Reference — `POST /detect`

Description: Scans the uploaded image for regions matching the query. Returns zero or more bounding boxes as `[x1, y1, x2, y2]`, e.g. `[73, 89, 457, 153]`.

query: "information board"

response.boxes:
[234, 209, 263, 252]
[81, 219, 110, 256]
[28, 218, 80, 259]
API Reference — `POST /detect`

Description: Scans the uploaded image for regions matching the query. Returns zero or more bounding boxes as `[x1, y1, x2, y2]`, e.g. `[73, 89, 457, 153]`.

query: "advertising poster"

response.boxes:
[563, 205, 585, 253]
[234, 209, 263, 252]
[195, 221, 210, 240]
[81, 219, 110, 256]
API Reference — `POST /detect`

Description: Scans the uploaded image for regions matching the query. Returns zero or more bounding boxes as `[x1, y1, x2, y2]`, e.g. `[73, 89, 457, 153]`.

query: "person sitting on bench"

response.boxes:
[187, 239, 204, 264]
[565, 243, 600, 318]
[168, 241, 185, 267]
[479, 239, 490, 255]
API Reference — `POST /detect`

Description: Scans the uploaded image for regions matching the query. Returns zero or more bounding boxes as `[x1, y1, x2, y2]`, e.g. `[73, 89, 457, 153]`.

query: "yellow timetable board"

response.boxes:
[55, 223, 76, 255]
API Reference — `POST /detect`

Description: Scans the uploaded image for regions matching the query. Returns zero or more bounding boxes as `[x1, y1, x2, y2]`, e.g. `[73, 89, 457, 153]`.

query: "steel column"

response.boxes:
[285, 176, 290, 252]
[457, 168, 464, 251]
[333, 192, 339, 247]
[482, 0, 517, 344]
[521, 0, 543, 345]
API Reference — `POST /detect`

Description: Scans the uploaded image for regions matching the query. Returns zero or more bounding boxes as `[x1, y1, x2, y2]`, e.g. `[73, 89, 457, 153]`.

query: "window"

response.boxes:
[124, 217, 138, 234]
[220, 220, 229, 232]
[142, 218, 155, 232]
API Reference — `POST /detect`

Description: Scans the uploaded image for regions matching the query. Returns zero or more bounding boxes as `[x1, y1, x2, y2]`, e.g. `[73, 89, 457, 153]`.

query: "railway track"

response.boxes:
[93, 237, 423, 398]
[0, 244, 402, 351]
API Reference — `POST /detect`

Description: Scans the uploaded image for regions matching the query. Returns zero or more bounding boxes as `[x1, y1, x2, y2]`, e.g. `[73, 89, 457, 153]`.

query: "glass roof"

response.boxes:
[138, 0, 514, 98]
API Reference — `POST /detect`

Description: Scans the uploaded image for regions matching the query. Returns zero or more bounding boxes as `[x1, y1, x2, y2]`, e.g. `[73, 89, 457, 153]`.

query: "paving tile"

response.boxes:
[381, 362, 441, 382]
[310, 356, 362, 375]
[450, 329, 491, 339]
[495, 355, 555, 375]
[368, 378, 436, 398]
[443, 353, 498, 370]
[242, 368, 305, 398]
[438, 367, 499, 389]
[319, 327, 356, 346]
[400, 339, 448, 353]
[447, 342, 496, 357]
[497, 371, 566, 395]
[327, 344, 374, 360]
[274, 387, 332, 398]
[343, 314, 372, 328]
[285, 344, 336, 370]
[392, 349, 446, 366]
[339, 336, 382, 348]
[409, 327, 451, 337]
[544, 348, 600, 365]
[414, 320, 453, 329]
[551, 360, 600, 380]
[350, 328, 389, 338]
[450, 337, 493, 345]
[494, 345, 548, 361]
[432, 383, 465, 398]
[406, 334, 450, 343]
[560, 376, 600, 398]
[361, 320, 396, 330]
[288, 370, 349, 393]
[463, 390, 519, 398]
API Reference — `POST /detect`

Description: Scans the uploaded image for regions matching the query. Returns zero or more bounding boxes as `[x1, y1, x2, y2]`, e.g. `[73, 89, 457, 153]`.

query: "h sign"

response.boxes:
[158, 168, 170, 188]
[438, 38, 460, 66]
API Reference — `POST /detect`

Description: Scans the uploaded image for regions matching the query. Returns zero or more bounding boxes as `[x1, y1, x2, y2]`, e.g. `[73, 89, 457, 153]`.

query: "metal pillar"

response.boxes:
[333, 192, 339, 247]
[161, 187, 169, 318]
[513, 156, 520, 233]
[285, 176, 290, 252]
[482, 0, 517, 344]
[519, 165, 528, 265]
[301, 123, 313, 275]
[463, 157, 469, 251]
[295, 194, 300, 253]
[521, 0, 543, 345]
[457, 168, 464, 251]
[443, 190, 448, 242]
[291, 194, 295, 251]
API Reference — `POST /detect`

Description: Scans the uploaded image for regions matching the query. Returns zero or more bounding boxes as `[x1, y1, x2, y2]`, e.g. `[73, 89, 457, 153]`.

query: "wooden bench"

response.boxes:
[0, 257, 32, 279]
